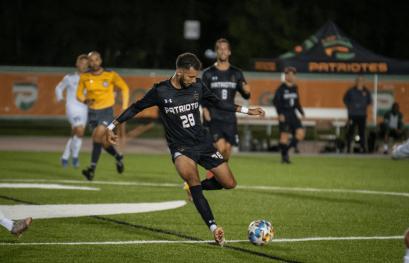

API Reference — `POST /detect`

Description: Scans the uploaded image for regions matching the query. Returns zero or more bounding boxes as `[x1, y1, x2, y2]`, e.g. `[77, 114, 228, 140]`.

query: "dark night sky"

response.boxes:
[1, 0, 408, 70]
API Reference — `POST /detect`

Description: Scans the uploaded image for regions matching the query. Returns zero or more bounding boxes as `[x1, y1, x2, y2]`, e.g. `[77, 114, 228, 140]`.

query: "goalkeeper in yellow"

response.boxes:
[76, 51, 129, 180]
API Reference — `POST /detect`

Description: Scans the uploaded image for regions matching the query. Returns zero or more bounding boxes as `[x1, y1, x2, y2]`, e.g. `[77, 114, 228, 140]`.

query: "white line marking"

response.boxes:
[0, 201, 186, 220]
[0, 236, 403, 245]
[0, 183, 99, 191]
[1, 179, 409, 198]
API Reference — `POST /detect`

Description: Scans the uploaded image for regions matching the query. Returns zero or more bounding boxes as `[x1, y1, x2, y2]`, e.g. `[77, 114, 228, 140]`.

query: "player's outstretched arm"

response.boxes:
[237, 106, 265, 118]
[106, 120, 120, 145]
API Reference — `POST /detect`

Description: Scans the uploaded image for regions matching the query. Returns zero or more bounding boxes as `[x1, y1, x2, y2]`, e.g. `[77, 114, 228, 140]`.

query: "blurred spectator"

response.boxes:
[380, 103, 408, 154]
[343, 75, 372, 153]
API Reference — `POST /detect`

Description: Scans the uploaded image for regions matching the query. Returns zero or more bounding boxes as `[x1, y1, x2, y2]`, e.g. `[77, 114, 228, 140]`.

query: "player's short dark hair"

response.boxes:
[215, 38, 231, 51]
[77, 54, 89, 62]
[176, 53, 202, 71]
[284, 66, 297, 74]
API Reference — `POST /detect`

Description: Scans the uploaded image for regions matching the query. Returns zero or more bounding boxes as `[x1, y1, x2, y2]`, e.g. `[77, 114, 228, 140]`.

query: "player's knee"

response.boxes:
[225, 178, 237, 189]
[405, 228, 409, 248]
[296, 130, 305, 141]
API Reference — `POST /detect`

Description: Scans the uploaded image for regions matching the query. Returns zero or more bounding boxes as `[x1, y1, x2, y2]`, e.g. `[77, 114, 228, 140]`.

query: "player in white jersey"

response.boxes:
[55, 54, 89, 168]
[392, 139, 409, 160]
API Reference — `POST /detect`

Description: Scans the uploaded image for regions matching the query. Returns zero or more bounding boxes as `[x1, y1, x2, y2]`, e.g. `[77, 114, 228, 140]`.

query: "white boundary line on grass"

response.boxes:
[0, 236, 403, 246]
[1, 179, 409, 198]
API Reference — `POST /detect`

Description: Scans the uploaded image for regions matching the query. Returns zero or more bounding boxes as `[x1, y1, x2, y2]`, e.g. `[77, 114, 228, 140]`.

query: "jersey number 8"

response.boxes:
[180, 113, 195, 128]
[222, 89, 227, 100]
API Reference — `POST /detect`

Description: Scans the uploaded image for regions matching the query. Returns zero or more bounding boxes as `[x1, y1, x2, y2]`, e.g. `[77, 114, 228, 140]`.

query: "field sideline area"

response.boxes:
[0, 149, 408, 262]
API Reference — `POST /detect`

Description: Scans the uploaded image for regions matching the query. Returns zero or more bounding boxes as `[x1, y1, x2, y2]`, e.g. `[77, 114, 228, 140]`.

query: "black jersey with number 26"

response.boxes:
[202, 65, 250, 123]
[116, 77, 239, 148]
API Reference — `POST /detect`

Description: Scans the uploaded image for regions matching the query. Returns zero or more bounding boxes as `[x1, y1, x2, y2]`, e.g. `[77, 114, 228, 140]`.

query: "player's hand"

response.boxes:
[84, 99, 95, 107]
[248, 108, 265, 118]
[242, 82, 251, 94]
[203, 107, 211, 121]
[106, 128, 119, 145]
[278, 114, 285, 122]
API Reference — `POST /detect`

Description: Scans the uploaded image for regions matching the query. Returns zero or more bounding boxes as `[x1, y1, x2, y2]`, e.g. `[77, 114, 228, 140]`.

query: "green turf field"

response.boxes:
[0, 151, 408, 262]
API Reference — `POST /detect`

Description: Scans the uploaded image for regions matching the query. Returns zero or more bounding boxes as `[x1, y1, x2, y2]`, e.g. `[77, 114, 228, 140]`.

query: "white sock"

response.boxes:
[404, 249, 409, 263]
[384, 144, 388, 151]
[71, 135, 83, 158]
[62, 138, 72, 160]
[210, 224, 217, 235]
[0, 217, 14, 231]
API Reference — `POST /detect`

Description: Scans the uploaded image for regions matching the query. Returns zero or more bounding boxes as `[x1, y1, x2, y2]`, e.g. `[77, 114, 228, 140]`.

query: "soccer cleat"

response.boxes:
[10, 217, 32, 237]
[116, 155, 124, 173]
[72, 158, 80, 168]
[183, 182, 193, 203]
[60, 158, 69, 168]
[281, 155, 291, 164]
[82, 167, 94, 181]
[213, 227, 226, 247]
[206, 170, 214, 179]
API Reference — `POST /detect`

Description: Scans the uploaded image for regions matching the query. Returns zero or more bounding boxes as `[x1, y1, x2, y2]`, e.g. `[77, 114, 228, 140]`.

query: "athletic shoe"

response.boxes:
[82, 167, 94, 181]
[213, 227, 226, 247]
[60, 158, 69, 168]
[116, 155, 124, 173]
[281, 155, 291, 164]
[183, 182, 193, 203]
[72, 158, 79, 168]
[206, 170, 214, 179]
[10, 217, 32, 237]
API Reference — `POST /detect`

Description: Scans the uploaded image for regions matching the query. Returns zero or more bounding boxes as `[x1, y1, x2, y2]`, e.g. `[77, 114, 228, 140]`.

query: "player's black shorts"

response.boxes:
[209, 120, 238, 146]
[279, 112, 302, 133]
[88, 107, 114, 130]
[170, 142, 225, 170]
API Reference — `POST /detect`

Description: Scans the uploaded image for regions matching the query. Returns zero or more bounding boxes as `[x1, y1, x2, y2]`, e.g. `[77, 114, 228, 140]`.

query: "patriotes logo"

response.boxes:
[194, 91, 199, 101]
[13, 82, 38, 111]
[321, 35, 355, 60]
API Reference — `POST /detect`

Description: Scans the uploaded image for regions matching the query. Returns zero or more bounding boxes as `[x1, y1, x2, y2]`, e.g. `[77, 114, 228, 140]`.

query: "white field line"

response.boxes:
[0, 236, 403, 246]
[0, 183, 99, 191]
[1, 179, 409, 198]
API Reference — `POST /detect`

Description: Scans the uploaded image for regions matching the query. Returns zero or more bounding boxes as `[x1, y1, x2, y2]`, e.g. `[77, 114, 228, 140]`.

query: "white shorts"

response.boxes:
[66, 104, 88, 129]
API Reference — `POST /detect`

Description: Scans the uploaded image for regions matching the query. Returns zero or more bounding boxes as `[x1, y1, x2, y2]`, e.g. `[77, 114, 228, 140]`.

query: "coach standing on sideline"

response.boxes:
[343, 75, 372, 153]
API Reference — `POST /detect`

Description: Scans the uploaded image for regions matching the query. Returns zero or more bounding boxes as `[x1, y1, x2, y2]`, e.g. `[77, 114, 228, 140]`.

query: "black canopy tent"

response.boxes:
[250, 21, 409, 75]
[250, 21, 409, 125]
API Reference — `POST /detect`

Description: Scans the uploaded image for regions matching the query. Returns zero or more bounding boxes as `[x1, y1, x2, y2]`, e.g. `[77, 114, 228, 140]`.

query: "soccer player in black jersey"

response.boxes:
[202, 38, 251, 178]
[273, 67, 305, 164]
[105, 53, 265, 246]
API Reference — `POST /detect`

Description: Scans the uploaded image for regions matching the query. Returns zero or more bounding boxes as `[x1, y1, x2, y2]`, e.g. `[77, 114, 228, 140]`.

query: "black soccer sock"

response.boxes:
[91, 142, 102, 170]
[104, 145, 121, 160]
[279, 143, 288, 156]
[201, 176, 224, 191]
[288, 138, 299, 150]
[190, 185, 216, 228]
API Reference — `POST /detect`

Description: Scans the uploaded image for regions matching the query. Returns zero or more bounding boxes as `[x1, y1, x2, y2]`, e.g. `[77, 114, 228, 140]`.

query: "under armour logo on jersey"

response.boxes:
[164, 99, 172, 103]
[212, 76, 218, 81]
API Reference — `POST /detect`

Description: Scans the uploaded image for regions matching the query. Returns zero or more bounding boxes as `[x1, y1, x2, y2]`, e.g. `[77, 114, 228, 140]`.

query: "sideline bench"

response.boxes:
[237, 107, 348, 137]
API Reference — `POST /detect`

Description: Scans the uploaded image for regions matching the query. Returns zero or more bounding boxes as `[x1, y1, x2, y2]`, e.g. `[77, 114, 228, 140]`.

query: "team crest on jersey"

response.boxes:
[231, 75, 236, 82]
[213, 134, 218, 141]
[194, 91, 199, 101]
[178, 148, 185, 152]
[103, 81, 108, 87]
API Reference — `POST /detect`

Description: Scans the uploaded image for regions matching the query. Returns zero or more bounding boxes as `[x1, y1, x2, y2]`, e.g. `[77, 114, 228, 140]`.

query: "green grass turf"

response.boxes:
[0, 151, 408, 262]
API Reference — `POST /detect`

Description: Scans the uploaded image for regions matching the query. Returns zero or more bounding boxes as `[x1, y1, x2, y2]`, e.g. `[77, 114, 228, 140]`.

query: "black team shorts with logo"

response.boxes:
[209, 120, 238, 146]
[279, 112, 302, 133]
[170, 142, 225, 170]
[88, 107, 115, 130]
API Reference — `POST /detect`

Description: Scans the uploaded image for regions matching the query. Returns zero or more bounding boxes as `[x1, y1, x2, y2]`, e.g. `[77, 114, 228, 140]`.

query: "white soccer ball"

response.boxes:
[247, 220, 274, 246]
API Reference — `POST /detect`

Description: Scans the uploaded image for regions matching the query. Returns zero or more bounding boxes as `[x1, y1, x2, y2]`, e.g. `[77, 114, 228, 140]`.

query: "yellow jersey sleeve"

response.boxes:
[76, 74, 86, 103]
[112, 72, 129, 109]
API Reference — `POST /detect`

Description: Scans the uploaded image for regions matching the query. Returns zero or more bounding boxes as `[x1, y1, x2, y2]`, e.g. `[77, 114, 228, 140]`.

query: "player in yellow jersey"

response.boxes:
[76, 51, 129, 180]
